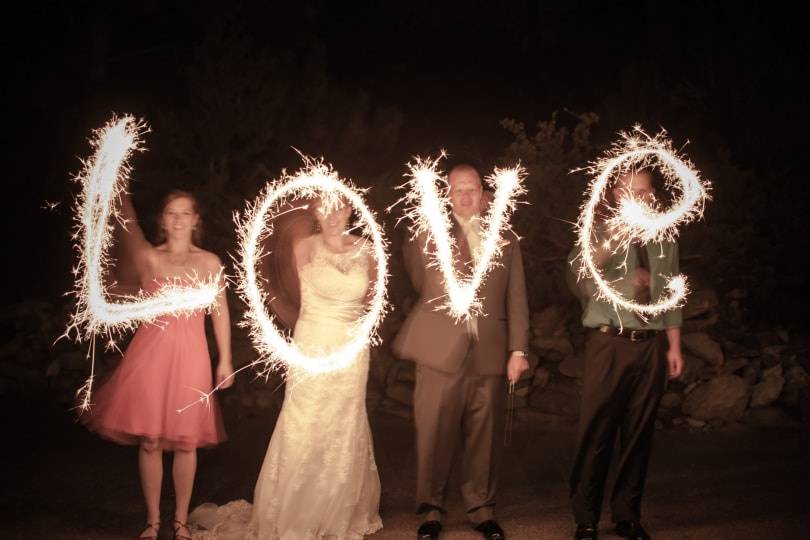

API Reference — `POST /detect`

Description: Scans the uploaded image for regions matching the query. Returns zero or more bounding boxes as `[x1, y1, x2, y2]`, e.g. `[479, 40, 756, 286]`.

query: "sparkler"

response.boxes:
[574, 126, 711, 318]
[393, 155, 526, 320]
[66, 116, 221, 410]
[233, 157, 389, 377]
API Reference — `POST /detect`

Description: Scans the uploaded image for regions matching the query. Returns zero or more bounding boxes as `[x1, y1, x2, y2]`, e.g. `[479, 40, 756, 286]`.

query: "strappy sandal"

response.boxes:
[173, 519, 193, 540]
[138, 521, 160, 540]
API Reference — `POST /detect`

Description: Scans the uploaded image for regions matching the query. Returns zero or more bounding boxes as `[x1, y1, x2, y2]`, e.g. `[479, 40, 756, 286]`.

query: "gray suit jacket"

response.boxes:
[393, 219, 530, 375]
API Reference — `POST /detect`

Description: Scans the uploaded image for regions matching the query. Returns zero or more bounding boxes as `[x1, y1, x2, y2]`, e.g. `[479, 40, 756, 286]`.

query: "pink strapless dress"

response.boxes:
[82, 279, 226, 451]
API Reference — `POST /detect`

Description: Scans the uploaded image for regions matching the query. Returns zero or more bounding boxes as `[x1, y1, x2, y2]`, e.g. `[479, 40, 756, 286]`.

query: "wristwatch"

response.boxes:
[512, 350, 528, 358]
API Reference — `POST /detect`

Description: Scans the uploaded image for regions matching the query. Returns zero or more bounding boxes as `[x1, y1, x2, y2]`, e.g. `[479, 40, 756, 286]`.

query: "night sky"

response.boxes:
[4, 1, 808, 324]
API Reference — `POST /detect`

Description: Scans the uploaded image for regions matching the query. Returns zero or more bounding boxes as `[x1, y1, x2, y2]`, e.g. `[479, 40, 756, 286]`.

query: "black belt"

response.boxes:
[596, 325, 659, 342]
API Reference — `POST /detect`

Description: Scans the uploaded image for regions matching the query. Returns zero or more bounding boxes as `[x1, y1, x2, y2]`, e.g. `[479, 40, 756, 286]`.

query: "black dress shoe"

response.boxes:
[614, 521, 651, 540]
[474, 520, 505, 540]
[575, 523, 598, 540]
[417, 520, 442, 540]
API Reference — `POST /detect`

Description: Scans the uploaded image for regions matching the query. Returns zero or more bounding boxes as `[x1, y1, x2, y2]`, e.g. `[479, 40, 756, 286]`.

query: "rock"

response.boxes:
[531, 336, 574, 360]
[686, 417, 706, 428]
[558, 352, 584, 378]
[742, 360, 762, 387]
[750, 365, 785, 408]
[672, 416, 685, 426]
[684, 381, 700, 395]
[386, 382, 414, 407]
[676, 353, 706, 385]
[660, 391, 684, 409]
[721, 357, 749, 376]
[681, 311, 719, 333]
[785, 365, 810, 387]
[761, 345, 786, 362]
[531, 305, 570, 337]
[533, 367, 551, 388]
[683, 289, 719, 320]
[745, 331, 782, 348]
[778, 365, 810, 421]
[722, 341, 760, 359]
[682, 333, 724, 367]
[682, 375, 749, 420]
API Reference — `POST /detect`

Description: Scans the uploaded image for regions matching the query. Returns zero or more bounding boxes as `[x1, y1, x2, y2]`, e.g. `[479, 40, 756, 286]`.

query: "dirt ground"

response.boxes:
[2, 396, 809, 540]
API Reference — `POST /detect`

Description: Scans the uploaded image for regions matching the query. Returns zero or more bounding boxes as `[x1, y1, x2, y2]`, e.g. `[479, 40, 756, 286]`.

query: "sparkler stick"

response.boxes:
[574, 126, 711, 319]
[233, 157, 389, 377]
[504, 381, 515, 447]
[65, 116, 221, 410]
[393, 155, 526, 320]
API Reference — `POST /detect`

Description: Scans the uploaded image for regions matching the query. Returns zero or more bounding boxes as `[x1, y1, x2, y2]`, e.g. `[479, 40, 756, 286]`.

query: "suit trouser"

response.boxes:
[414, 352, 506, 524]
[570, 329, 667, 525]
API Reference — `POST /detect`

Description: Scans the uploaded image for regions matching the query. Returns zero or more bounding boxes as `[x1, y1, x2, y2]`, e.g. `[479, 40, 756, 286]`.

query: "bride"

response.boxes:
[192, 196, 382, 540]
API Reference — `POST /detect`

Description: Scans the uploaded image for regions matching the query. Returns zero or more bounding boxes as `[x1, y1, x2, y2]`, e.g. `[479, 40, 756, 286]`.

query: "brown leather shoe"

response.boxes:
[575, 523, 598, 540]
[474, 520, 505, 540]
[615, 521, 651, 540]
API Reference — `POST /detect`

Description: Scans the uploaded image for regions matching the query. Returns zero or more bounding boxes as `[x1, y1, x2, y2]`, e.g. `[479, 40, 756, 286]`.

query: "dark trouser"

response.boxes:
[570, 329, 667, 525]
[414, 354, 506, 525]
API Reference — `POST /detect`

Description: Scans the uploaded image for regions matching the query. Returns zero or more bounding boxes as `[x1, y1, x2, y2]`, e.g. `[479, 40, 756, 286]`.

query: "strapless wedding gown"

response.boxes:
[192, 237, 382, 540]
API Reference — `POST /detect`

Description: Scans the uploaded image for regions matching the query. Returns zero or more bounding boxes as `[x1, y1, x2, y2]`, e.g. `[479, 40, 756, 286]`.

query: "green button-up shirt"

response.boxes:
[567, 240, 683, 331]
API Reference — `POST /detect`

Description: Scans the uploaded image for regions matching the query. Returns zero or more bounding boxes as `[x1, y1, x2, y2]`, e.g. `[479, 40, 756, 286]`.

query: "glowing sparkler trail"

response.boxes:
[393, 155, 526, 320]
[574, 125, 711, 318]
[66, 116, 220, 409]
[234, 157, 389, 376]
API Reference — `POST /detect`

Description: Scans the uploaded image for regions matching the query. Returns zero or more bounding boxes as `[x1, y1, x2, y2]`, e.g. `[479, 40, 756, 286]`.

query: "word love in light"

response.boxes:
[67, 116, 221, 409]
[234, 159, 389, 376]
[396, 155, 526, 320]
[574, 126, 711, 319]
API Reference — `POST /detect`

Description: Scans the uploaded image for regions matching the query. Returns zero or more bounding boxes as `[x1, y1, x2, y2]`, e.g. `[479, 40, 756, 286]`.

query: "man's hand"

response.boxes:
[666, 347, 683, 380]
[664, 327, 683, 380]
[507, 352, 530, 384]
[216, 360, 235, 389]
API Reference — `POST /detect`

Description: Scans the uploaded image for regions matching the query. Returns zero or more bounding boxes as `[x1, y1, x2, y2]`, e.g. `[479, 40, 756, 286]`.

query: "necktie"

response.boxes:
[629, 242, 652, 326]
[634, 242, 651, 304]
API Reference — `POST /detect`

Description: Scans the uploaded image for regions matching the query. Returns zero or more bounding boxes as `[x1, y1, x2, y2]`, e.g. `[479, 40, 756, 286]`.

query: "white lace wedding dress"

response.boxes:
[192, 236, 382, 540]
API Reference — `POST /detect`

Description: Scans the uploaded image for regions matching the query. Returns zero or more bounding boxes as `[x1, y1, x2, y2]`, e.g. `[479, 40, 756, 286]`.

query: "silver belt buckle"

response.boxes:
[630, 330, 645, 342]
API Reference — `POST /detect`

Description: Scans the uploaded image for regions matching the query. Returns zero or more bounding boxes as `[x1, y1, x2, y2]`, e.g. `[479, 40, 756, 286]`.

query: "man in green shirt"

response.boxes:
[567, 170, 684, 540]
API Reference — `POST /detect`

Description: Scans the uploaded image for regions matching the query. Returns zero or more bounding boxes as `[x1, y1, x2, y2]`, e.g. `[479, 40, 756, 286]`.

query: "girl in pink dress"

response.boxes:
[82, 190, 232, 540]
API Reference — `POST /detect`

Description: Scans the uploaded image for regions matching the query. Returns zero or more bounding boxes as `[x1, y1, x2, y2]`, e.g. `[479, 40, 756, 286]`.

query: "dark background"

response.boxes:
[2, 3, 810, 538]
[3, 0, 808, 324]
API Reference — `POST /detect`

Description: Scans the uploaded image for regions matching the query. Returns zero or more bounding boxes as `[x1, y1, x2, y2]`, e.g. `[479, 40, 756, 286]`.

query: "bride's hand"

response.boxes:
[216, 360, 235, 389]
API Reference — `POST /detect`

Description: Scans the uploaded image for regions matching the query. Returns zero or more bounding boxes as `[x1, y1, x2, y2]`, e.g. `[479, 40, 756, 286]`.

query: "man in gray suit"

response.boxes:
[393, 163, 530, 540]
